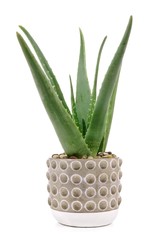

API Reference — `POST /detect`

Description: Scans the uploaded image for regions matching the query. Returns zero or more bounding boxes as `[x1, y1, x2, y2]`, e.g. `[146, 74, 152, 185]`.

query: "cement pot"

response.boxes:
[46, 153, 122, 227]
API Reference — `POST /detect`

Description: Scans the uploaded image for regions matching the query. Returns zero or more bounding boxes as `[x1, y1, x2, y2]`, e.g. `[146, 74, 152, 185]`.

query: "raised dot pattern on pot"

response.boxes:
[46, 157, 122, 213]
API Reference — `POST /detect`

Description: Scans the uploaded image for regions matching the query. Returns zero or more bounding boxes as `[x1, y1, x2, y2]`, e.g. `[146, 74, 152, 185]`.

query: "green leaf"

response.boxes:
[87, 35, 107, 127]
[82, 119, 87, 137]
[98, 137, 105, 153]
[85, 16, 132, 155]
[76, 29, 91, 130]
[101, 67, 121, 152]
[17, 32, 91, 158]
[19, 26, 71, 115]
[69, 75, 80, 129]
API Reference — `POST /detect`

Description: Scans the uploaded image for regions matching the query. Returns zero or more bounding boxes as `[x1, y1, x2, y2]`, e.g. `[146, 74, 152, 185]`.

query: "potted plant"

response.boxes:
[17, 16, 132, 227]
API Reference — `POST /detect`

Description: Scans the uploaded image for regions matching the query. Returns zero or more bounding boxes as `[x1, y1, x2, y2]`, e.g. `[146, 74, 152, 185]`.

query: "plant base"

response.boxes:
[52, 209, 118, 228]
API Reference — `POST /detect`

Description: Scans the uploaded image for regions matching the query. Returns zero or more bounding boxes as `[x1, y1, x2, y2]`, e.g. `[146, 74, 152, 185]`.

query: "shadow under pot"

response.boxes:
[46, 156, 122, 227]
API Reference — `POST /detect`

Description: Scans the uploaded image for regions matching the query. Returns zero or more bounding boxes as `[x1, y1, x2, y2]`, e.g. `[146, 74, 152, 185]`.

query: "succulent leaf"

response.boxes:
[69, 75, 80, 129]
[19, 26, 71, 115]
[82, 119, 87, 137]
[85, 16, 132, 155]
[87, 36, 107, 127]
[101, 68, 121, 151]
[17, 32, 91, 157]
[76, 29, 91, 131]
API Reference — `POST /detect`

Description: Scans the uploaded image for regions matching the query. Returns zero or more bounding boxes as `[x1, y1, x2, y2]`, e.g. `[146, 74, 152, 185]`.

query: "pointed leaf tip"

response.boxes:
[128, 16, 133, 27]
[79, 28, 83, 34]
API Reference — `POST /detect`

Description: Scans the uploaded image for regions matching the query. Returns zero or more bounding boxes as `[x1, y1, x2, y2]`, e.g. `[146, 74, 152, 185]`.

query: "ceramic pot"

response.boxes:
[46, 155, 122, 227]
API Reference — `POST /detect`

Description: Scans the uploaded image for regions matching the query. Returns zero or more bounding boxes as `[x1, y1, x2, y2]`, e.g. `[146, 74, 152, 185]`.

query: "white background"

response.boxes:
[0, 0, 160, 239]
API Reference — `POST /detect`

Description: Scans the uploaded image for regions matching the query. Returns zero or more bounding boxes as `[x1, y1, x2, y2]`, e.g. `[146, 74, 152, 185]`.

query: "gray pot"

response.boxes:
[46, 155, 122, 227]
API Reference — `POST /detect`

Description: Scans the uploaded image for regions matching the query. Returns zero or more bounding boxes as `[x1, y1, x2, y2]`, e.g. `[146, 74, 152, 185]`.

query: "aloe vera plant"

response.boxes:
[17, 16, 132, 158]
